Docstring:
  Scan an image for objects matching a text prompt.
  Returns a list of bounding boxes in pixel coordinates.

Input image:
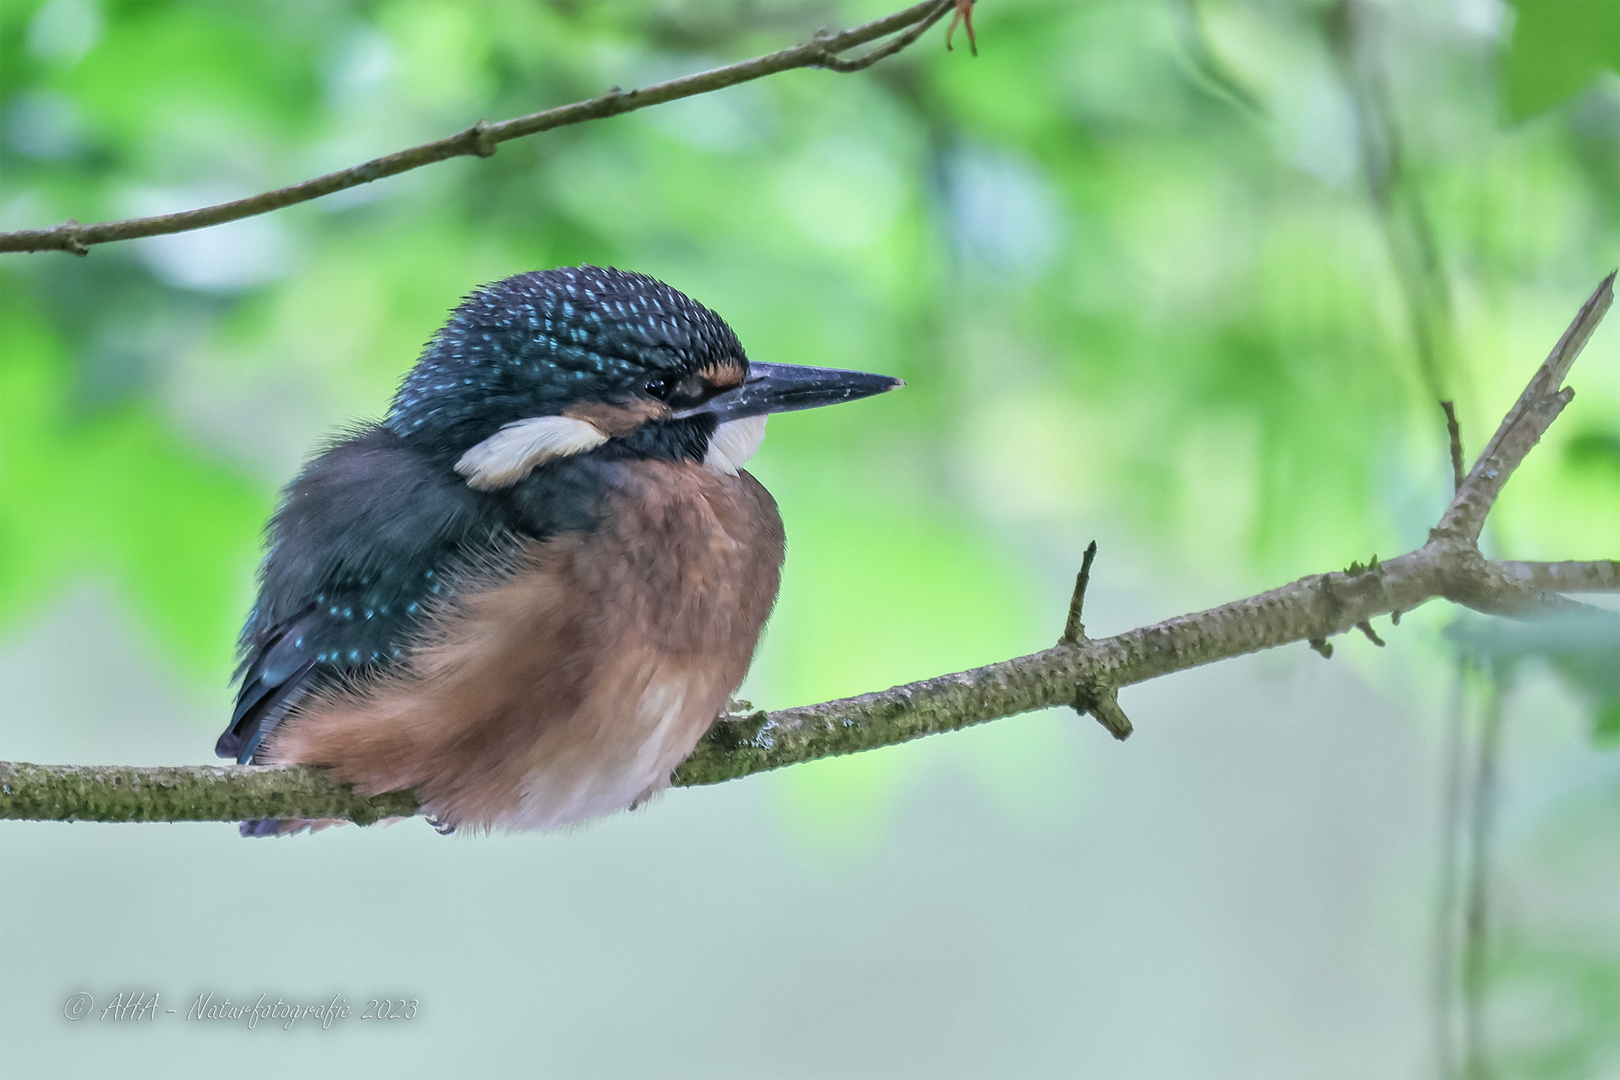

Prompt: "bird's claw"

[946,0,977,56]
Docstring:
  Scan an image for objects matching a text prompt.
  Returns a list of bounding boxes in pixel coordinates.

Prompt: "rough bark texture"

[1,279,1613,824]
[0,761,418,824]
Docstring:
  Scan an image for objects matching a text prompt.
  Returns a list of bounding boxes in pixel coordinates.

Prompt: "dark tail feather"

[221,664,316,764]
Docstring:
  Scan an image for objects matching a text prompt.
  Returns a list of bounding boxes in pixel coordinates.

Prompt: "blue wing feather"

[221,422,614,831]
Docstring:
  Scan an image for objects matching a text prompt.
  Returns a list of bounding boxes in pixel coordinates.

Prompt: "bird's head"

[385,266,900,490]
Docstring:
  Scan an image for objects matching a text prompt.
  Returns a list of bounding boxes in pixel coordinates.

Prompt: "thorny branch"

[0,0,955,256]
[2,276,1615,825]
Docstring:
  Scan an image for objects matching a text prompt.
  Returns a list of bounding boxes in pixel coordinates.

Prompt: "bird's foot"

[947,0,977,56]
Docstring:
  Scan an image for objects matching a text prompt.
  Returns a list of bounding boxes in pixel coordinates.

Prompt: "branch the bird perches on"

[3,275,1615,825]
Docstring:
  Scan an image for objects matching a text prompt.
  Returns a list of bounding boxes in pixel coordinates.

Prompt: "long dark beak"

[673,362,902,422]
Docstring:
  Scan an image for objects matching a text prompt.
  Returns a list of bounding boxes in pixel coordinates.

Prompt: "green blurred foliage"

[1503,0,1620,121]
[1495,938,1620,1078]
[1449,611,1620,744]
[1486,770,1620,1080]
[0,291,267,674]
[1,2,1617,1070]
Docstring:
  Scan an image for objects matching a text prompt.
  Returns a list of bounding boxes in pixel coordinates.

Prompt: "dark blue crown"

[386,266,745,452]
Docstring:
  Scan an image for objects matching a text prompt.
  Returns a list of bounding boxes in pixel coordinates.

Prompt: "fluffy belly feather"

[501,670,713,830]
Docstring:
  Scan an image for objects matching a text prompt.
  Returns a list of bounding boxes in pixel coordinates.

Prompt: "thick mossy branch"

[0,761,418,825]
[2,276,1615,825]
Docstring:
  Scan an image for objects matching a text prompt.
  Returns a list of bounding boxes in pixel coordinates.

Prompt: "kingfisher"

[215,266,899,835]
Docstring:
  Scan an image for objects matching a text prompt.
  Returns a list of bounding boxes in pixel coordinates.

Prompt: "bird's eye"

[646,374,709,408]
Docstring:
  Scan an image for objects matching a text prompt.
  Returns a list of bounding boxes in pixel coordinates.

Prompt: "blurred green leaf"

[1503,0,1620,122]
[1495,941,1620,1078]
[0,285,268,678]
[1446,610,1620,745]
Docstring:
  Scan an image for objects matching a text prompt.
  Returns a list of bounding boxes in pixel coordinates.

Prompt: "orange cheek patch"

[564,398,668,436]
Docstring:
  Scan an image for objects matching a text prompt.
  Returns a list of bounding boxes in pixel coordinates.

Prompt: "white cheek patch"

[455,415,609,491]
[704,415,768,476]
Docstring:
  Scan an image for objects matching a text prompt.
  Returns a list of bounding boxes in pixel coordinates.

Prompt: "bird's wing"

[218,425,498,765]
[217,605,319,762]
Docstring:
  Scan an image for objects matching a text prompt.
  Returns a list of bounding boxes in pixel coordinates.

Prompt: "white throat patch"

[455,415,609,491]
[704,415,768,476]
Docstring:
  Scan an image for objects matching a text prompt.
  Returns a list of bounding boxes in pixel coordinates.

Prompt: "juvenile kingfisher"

[216,266,899,835]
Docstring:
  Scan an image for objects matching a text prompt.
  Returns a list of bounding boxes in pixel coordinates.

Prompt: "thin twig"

[1435,272,1614,544]
[1061,540,1100,645]
[1057,542,1130,739]
[813,0,953,72]
[1442,400,1466,492]
[0,0,953,256]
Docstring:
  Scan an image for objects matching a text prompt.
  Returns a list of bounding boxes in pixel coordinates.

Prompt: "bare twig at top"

[1441,400,1465,492]
[0,0,955,257]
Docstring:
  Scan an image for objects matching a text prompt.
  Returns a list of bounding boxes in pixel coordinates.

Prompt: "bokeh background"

[1,1,1616,1077]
